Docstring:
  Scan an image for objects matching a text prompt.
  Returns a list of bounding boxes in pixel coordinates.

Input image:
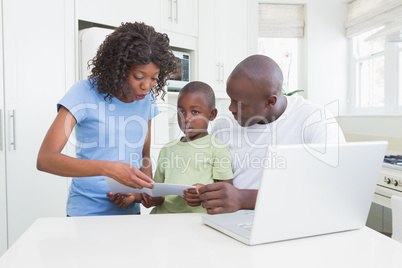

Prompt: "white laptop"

[201,141,388,245]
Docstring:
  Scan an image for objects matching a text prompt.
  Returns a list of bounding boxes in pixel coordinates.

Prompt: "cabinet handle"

[220,64,224,83]
[168,0,173,22]
[217,63,224,83]
[0,109,3,151]
[10,110,16,150]
[174,0,178,23]
[216,63,220,82]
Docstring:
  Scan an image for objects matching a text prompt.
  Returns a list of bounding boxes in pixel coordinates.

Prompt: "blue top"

[58,79,159,216]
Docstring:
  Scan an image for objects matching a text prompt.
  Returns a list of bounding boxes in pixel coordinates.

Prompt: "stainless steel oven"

[367,155,402,236]
[167,50,190,91]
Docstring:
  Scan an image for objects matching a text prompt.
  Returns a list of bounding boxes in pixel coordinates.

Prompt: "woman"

[37,22,177,216]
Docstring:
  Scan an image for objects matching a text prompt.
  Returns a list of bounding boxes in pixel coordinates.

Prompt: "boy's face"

[177,92,217,141]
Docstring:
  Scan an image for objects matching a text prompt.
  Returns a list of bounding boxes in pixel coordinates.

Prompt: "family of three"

[36,22,344,217]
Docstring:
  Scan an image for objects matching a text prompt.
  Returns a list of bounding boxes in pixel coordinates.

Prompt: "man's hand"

[198,182,257,214]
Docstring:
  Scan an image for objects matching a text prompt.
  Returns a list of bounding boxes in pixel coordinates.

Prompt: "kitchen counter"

[0,213,401,268]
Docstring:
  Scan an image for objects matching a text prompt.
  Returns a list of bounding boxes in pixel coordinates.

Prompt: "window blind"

[345,0,402,38]
[258,4,305,38]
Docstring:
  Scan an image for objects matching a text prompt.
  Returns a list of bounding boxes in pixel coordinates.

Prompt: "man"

[198,54,345,214]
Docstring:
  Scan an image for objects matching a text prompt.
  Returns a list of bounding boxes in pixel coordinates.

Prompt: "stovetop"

[380,155,402,192]
[384,155,402,166]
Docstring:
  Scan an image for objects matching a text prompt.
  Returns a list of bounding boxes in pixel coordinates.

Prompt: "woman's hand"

[103,162,154,189]
[107,192,134,208]
[107,193,143,208]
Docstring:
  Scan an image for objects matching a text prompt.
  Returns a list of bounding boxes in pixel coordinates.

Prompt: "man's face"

[226,76,268,127]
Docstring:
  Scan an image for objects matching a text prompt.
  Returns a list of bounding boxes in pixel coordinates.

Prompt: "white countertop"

[0,213,401,268]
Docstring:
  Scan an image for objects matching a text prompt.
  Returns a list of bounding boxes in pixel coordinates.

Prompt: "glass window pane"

[353,28,385,58]
[372,56,385,107]
[258,38,299,94]
[399,50,402,106]
[355,55,384,108]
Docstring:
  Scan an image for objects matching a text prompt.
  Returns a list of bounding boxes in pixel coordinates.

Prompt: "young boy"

[143,81,233,213]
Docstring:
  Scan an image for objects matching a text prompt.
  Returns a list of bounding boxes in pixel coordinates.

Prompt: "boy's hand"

[141,193,165,208]
[183,183,204,207]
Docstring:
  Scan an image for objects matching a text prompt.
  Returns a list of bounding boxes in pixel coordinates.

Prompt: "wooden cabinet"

[161,0,198,37]
[198,0,248,98]
[0,0,74,254]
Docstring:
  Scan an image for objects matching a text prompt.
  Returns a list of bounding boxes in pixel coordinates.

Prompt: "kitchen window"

[258,38,299,94]
[258,3,304,95]
[345,0,402,115]
[399,43,402,107]
[350,30,401,114]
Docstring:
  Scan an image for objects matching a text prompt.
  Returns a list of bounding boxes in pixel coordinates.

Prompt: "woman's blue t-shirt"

[58,79,159,216]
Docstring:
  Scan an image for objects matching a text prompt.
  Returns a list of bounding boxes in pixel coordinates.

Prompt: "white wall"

[304,0,349,114]
[248,0,349,115]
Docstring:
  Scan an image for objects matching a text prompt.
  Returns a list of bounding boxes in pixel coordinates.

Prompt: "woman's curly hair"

[88,22,178,102]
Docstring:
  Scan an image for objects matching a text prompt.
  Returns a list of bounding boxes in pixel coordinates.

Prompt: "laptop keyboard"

[237,222,253,231]
[237,211,255,231]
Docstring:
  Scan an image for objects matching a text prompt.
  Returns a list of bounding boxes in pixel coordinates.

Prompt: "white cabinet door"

[198,0,218,91]
[161,0,198,36]
[217,0,248,94]
[76,0,161,29]
[150,96,171,168]
[79,27,114,80]
[198,0,248,98]
[0,2,6,256]
[2,0,72,247]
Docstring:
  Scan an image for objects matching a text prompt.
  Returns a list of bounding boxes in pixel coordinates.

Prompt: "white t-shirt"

[211,95,346,189]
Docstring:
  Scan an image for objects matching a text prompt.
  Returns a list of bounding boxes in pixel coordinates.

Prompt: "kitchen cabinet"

[161,0,198,37]
[75,0,198,50]
[0,2,6,256]
[150,96,171,171]
[76,0,161,29]
[198,0,248,98]
[0,0,74,254]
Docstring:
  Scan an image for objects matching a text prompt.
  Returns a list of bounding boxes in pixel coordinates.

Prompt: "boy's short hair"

[178,81,215,109]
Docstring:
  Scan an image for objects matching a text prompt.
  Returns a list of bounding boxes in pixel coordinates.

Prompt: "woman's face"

[120,62,160,103]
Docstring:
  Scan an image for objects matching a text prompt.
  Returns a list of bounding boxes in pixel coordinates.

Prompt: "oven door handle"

[375,189,393,199]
